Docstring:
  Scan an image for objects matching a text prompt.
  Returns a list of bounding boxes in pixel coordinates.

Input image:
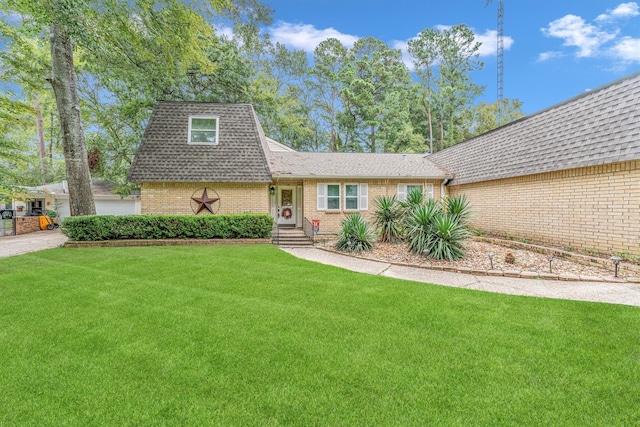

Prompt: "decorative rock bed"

[321,237,640,283]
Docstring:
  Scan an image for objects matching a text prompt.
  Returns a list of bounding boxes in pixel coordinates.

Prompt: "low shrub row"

[60,214,273,241]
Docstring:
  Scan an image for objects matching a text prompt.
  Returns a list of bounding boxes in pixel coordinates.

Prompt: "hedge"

[60,214,274,241]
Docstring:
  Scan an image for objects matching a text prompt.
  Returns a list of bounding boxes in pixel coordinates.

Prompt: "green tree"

[408,24,484,152]
[339,37,413,152]
[463,98,525,138]
[309,38,348,152]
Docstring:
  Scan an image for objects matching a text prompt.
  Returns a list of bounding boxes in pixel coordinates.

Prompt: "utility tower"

[486,0,504,126]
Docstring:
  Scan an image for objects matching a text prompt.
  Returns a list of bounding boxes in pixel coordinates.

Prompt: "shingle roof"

[128,102,272,182]
[269,152,451,179]
[429,72,640,185]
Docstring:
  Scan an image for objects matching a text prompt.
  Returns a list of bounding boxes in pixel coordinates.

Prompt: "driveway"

[0,229,68,259]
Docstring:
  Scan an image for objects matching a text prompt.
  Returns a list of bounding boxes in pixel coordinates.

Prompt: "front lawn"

[0,245,638,425]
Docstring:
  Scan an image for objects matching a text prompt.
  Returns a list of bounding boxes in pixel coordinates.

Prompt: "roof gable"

[429,72,640,185]
[128,102,272,183]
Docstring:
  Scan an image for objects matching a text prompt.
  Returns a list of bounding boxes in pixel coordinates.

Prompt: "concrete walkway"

[2,231,639,307]
[281,247,640,307]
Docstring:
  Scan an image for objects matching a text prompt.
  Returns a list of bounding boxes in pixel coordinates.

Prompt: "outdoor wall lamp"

[269,186,275,196]
[547,254,554,273]
[610,256,622,278]
[487,252,495,270]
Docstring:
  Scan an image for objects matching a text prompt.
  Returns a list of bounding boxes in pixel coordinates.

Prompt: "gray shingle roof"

[429,72,640,185]
[128,102,272,182]
[269,152,451,179]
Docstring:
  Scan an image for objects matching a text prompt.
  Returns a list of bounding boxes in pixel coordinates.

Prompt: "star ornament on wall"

[190,188,220,214]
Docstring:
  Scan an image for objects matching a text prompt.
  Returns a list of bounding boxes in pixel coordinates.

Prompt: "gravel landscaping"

[326,238,637,280]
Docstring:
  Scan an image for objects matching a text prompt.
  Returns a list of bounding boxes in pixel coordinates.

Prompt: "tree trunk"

[33,92,47,183]
[49,23,96,216]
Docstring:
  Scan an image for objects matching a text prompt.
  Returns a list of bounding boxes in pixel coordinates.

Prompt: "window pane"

[191,131,217,143]
[191,118,216,130]
[346,198,358,209]
[407,185,423,193]
[345,184,358,197]
[328,185,340,197]
[328,197,340,209]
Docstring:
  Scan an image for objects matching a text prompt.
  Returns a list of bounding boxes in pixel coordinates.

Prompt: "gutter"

[440,178,451,199]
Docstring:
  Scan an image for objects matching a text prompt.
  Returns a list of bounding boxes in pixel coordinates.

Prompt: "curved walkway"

[281,247,640,307]
[1,231,639,307]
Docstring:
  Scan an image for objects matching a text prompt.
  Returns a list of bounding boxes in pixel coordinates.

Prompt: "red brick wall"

[16,216,41,235]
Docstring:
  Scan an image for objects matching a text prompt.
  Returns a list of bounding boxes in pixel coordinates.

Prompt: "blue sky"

[259,0,640,114]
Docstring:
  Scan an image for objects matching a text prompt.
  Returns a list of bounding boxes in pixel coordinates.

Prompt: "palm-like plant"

[405,201,442,255]
[373,195,402,243]
[444,195,472,226]
[335,213,375,253]
[429,214,470,261]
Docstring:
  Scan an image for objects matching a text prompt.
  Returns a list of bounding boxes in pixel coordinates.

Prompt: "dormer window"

[189,116,219,144]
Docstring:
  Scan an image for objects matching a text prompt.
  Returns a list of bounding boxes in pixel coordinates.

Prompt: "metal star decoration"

[191,188,220,214]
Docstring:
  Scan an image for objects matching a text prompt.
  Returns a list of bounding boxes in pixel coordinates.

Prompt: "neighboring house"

[129,72,640,256]
[16,179,141,220]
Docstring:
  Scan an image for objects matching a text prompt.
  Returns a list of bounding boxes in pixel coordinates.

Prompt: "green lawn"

[0,245,638,425]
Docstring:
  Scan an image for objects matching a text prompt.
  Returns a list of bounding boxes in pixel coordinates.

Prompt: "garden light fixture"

[611,256,622,278]
[547,254,554,273]
[487,252,495,270]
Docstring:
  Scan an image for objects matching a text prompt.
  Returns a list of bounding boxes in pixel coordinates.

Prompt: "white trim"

[359,183,368,210]
[344,183,368,211]
[317,183,341,211]
[188,115,219,145]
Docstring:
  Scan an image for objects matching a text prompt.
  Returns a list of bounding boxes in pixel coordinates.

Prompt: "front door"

[278,186,296,226]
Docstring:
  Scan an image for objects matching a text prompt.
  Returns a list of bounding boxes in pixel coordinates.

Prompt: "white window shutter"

[317,183,326,210]
[427,183,434,199]
[398,184,407,202]
[359,183,368,210]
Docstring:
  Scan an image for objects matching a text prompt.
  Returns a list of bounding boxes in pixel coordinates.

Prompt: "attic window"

[189,116,219,144]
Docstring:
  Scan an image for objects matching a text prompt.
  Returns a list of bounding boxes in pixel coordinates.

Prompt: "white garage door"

[95,199,136,216]
[56,199,136,220]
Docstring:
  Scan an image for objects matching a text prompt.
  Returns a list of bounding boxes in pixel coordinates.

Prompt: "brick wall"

[16,216,40,235]
[448,160,640,257]
[302,179,444,234]
[141,182,270,215]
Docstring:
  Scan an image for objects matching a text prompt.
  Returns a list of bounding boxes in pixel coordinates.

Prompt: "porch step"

[272,229,313,246]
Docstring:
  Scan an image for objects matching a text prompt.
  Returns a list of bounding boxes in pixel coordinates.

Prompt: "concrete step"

[272,230,313,246]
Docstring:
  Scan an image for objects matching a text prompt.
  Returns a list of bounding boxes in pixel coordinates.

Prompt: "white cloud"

[541,4,640,65]
[474,29,514,57]
[610,36,640,61]
[596,2,640,21]
[268,22,358,52]
[537,51,564,62]
[541,14,618,57]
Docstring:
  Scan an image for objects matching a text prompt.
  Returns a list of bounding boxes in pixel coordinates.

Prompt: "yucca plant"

[444,195,472,226]
[335,213,375,253]
[373,195,402,243]
[429,214,470,261]
[405,201,442,255]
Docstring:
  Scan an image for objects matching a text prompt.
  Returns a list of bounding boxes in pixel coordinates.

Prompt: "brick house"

[129,72,640,256]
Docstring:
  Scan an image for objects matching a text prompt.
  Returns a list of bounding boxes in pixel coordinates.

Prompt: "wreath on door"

[281,208,292,219]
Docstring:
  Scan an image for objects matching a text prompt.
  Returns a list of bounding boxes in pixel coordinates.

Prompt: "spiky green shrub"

[335,213,375,253]
[405,202,442,256]
[373,195,402,243]
[399,187,425,211]
[444,195,472,226]
[429,214,470,261]
[405,198,471,261]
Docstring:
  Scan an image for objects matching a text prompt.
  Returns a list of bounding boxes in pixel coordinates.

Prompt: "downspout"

[440,178,450,200]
